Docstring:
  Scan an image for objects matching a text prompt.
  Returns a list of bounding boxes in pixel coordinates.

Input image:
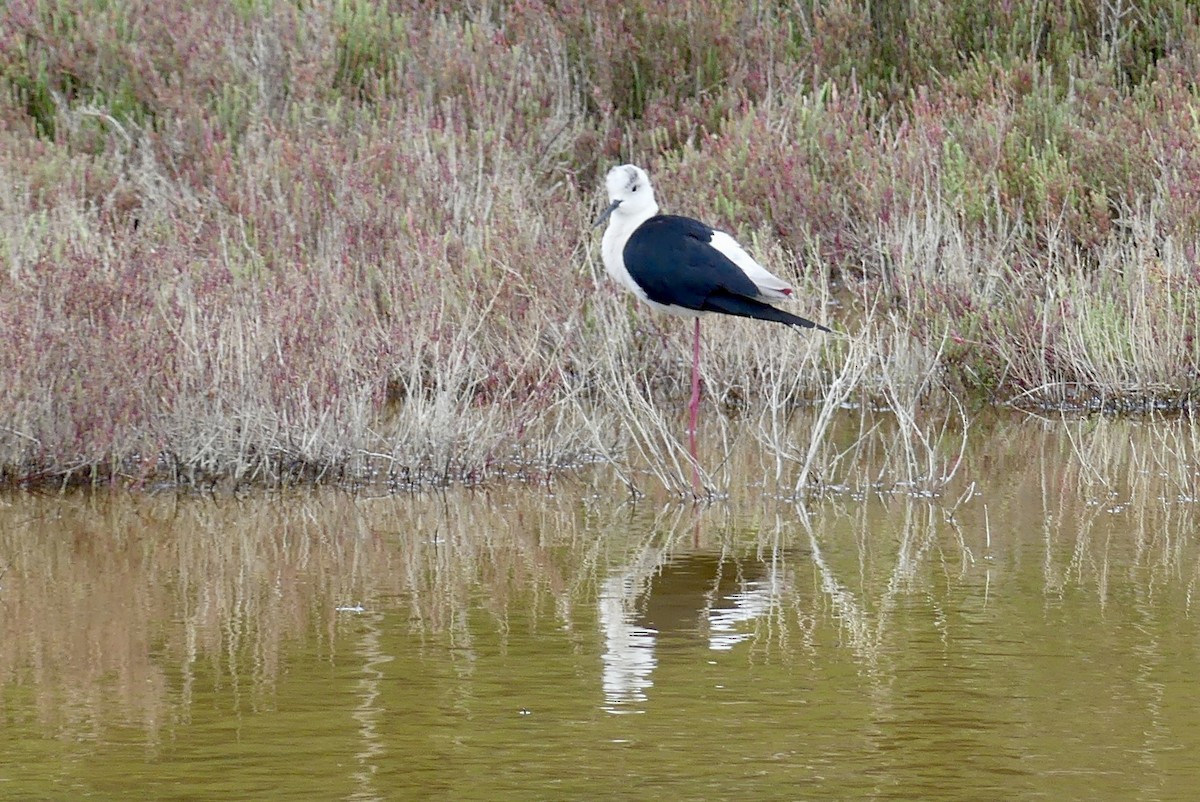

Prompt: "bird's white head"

[593,164,659,228]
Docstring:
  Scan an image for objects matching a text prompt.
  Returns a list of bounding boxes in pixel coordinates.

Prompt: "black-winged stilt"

[594,164,831,475]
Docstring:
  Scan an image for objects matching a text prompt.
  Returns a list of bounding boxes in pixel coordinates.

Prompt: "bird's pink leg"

[688,317,702,493]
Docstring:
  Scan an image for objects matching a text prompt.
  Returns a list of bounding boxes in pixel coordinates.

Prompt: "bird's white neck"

[600,200,658,299]
[609,200,659,240]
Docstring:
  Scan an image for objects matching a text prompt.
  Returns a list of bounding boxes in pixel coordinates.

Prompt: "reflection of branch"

[795,505,878,667]
[349,611,388,802]
[797,499,947,674]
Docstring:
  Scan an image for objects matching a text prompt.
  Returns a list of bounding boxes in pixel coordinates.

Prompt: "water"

[2,416,1199,800]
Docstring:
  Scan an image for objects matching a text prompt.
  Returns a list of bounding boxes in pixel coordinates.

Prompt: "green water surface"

[2,419,1199,800]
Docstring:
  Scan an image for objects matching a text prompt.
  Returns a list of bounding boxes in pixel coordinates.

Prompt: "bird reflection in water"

[598,549,789,713]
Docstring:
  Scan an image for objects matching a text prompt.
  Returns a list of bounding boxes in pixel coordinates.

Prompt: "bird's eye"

[631,185,639,192]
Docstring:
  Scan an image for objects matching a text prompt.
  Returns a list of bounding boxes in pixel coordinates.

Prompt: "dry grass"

[1,0,1198,492]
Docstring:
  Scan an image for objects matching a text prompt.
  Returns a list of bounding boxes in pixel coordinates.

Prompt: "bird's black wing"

[701,292,831,331]
[622,215,760,309]
[623,215,830,330]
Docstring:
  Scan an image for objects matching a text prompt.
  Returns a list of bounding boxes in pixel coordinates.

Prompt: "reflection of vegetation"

[2,419,1198,744]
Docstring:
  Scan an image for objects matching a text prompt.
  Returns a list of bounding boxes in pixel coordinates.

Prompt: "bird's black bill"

[593,199,621,228]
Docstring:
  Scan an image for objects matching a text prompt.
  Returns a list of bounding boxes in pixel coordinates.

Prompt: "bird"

[593,164,831,475]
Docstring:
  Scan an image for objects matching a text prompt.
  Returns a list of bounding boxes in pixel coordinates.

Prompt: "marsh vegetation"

[2,1,1198,493]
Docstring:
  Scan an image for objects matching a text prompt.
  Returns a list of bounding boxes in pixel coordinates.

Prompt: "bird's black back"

[623,215,758,308]
[622,215,828,331]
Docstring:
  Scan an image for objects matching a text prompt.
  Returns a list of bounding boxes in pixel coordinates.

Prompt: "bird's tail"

[702,293,832,333]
